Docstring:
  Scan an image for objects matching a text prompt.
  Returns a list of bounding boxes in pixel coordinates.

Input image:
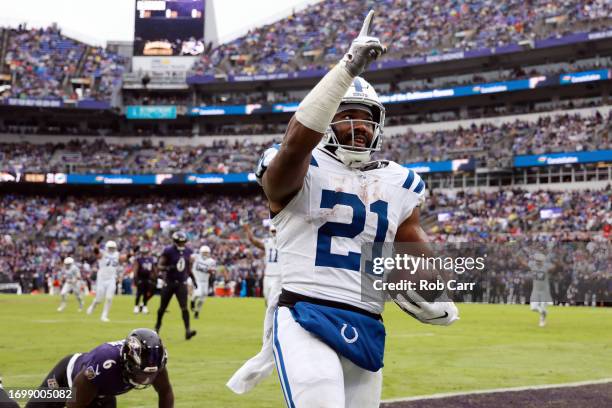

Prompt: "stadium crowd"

[427,188,612,242]
[4,25,85,100]
[1,112,610,174]
[2,0,611,102]
[448,242,611,306]
[2,24,126,102]
[1,186,610,302]
[191,0,612,77]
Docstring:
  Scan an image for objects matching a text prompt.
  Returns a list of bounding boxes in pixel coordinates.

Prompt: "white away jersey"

[272,147,426,314]
[62,264,81,283]
[192,255,216,282]
[530,259,553,295]
[263,237,280,277]
[98,250,120,281]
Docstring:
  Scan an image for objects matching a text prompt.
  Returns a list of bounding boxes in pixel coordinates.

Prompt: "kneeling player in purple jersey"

[25,329,173,408]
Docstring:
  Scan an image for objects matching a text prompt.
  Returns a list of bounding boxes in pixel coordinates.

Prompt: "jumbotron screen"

[134,0,205,56]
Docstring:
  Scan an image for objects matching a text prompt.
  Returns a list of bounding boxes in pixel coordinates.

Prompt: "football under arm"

[393,208,459,326]
[66,370,97,408]
[153,367,174,408]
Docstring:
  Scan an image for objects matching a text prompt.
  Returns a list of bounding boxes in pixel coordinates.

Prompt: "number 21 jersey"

[272,147,425,314]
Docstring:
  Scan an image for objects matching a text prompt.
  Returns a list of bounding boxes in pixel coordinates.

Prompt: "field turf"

[1,295,611,407]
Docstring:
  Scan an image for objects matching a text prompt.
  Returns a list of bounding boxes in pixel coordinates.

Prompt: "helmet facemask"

[320,77,385,168]
[323,117,383,168]
[121,336,168,389]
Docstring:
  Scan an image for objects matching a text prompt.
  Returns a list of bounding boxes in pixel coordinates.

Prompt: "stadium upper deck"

[191,0,612,78]
[1,108,610,174]
[1,0,611,104]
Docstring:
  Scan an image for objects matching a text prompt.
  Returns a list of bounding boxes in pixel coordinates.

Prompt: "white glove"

[394,292,459,326]
[156,278,165,289]
[341,10,387,77]
[254,147,279,185]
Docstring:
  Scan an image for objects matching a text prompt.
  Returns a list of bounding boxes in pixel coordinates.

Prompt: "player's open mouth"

[353,135,367,148]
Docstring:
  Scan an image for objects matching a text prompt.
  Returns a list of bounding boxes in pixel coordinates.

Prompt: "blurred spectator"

[3,112,610,173]
[192,0,612,77]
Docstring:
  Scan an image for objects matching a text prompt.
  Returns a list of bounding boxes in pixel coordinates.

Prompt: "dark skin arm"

[188,255,197,289]
[133,260,140,282]
[394,208,431,253]
[262,117,323,213]
[152,367,174,408]
[157,255,168,280]
[93,246,102,260]
[243,224,265,250]
[66,370,97,408]
[394,208,450,286]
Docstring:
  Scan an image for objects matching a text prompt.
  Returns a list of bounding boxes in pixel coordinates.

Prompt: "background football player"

[528,252,555,327]
[133,246,156,315]
[87,240,125,322]
[229,10,458,407]
[243,222,280,304]
[190,245,216,319]
[155,231,197,340]
[57,257,84,313]
[25,328,173,408]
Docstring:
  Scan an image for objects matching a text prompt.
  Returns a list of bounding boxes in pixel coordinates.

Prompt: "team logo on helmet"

[126,337,142,366]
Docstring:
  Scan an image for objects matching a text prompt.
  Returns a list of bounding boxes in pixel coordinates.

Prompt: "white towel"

[226,293,279,394]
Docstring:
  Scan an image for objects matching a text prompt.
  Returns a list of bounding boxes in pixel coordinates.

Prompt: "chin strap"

[335,147,372,168]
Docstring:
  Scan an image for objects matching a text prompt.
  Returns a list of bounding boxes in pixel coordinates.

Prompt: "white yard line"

[382,378,612,403]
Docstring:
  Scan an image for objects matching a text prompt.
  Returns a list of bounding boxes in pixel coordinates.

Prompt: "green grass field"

[1,295,611,407]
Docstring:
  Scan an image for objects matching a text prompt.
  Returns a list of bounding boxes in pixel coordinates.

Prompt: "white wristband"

[295,63,354,134]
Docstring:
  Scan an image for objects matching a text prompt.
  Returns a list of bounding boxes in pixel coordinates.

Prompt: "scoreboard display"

[134,0,205,56]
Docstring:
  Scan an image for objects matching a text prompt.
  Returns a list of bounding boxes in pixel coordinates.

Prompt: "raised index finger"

[358,10,375,37]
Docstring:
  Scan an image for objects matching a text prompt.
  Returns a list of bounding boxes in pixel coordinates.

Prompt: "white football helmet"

[321,77,385,167]
[64,257,74,266]
[105,240,118,252]
[199,245,211,256]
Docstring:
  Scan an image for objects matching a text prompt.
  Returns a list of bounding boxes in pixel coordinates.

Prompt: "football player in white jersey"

[243,223,281,305]
[528,252,555,327]
[87,240,125,322]
[190,245,216,319]
[231,11,459,407]
[57,257,84,312]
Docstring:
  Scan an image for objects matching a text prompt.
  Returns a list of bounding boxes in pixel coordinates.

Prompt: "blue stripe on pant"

[273,307,295,407]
